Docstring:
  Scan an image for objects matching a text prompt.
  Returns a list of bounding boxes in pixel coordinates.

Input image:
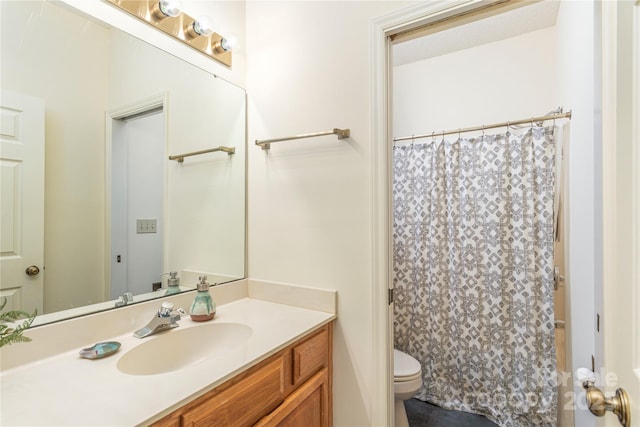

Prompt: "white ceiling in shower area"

[393,0,561,66]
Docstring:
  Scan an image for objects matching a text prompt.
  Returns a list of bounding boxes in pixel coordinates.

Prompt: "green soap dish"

[79,341,121,360]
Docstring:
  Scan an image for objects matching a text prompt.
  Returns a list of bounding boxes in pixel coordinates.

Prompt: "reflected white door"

[110,109,164,299]
[600,1,640,425]
[0,90,44,313]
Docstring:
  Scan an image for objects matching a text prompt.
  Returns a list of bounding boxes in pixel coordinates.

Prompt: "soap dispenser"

[190,276,215,322]
[165,271,181,296]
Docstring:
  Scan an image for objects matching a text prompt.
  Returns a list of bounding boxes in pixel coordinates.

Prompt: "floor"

[405,399,499,427]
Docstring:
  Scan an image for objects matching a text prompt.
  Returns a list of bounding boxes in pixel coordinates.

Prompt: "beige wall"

[245,2,413,425]
[1,1,109,313]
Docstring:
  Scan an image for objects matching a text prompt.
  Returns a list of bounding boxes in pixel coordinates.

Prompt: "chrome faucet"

[115,292,134,307]
[134,302,185,338]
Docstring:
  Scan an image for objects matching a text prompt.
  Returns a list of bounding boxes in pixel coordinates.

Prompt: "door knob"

[582,379,631,426]
[25,265,40,276]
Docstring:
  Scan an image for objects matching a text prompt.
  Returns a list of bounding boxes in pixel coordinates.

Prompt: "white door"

[600,0,639,426]
[0,90,45,314]
[109,110,164,299]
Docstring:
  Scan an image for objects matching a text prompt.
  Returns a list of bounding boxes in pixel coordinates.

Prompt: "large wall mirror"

[0,0,246,325]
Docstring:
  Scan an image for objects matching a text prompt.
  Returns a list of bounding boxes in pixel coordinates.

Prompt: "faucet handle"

[115,292,134,307]
[159,301,174,317]
[158,302,186,319]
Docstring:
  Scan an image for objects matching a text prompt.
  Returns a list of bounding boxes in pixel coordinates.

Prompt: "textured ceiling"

[393,1,561,67]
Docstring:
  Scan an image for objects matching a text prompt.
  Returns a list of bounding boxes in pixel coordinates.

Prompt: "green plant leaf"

[0,297,37,348]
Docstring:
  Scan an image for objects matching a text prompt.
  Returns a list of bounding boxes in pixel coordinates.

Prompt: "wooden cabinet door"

[291,328,328,387]
[255,368,329,427]
[180,356,288,427]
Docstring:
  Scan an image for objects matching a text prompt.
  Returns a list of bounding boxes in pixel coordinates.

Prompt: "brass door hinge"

[388,288,394,305]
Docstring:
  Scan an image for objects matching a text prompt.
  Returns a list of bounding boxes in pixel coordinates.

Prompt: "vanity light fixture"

[186,16,215,39]
[106,0,233,67]
[152,0,183,19]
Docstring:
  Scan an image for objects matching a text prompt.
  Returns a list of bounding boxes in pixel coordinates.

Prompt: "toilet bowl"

[394,349,422,427]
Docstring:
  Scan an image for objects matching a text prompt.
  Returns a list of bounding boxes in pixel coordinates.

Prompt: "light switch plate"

[136,219,157,234]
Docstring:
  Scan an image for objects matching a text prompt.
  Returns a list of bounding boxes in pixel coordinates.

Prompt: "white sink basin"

[117,322,253,375]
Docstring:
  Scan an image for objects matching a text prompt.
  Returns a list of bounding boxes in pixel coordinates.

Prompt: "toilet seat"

[394,349,421,381]
[395,370,422,383]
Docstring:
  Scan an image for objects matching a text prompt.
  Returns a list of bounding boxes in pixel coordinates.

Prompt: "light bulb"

[219,36,236,52]
[192,16,214,37]
[157,0,182,18]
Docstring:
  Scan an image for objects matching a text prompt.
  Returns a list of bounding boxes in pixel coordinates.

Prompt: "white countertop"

[0,297,335,426]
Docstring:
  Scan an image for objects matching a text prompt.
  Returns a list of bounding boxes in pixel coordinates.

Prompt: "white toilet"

[394,349,423,427]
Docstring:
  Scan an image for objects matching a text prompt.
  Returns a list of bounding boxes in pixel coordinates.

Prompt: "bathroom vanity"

[153,323,332,426]
[0,280,336,426]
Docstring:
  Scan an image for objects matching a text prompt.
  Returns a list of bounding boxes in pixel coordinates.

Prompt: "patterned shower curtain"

[393,126,557,427]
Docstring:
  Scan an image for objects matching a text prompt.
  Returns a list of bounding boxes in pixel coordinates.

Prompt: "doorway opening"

[373,1,599,426]
[106,95,168,302]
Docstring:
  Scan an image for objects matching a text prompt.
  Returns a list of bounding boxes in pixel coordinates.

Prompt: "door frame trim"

[370,2,506,424]
[105,92,169,300]
[601,0,640,394]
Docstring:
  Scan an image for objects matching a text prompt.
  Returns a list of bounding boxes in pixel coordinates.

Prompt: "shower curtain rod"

[393,110,572,143]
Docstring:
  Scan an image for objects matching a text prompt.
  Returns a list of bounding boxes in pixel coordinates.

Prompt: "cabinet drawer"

[180,355,288,427]
[292,327,328,387]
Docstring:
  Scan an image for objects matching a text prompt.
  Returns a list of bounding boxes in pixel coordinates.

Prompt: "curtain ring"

[441,130,445,140]
[458,128,461,140]
[431,131,435,143]
[530,117,534,128]
[482,124,485,137]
